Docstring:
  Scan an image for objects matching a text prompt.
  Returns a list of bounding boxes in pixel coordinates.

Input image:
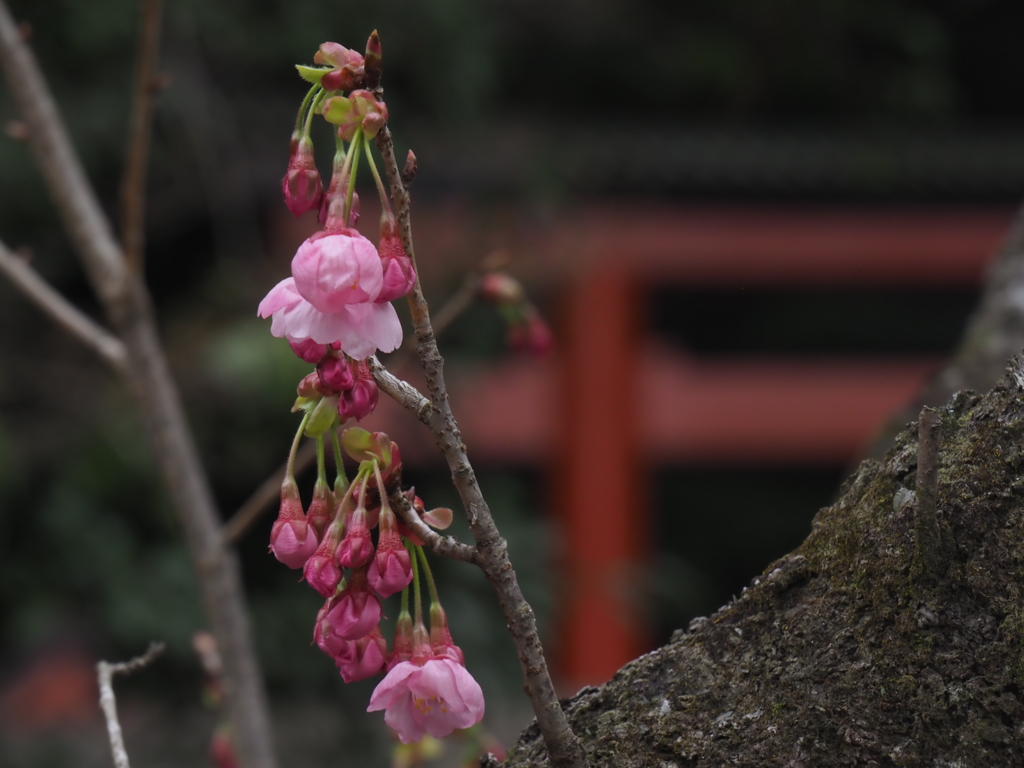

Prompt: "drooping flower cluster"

[260,33,416,421]
[268,422,482,743]
[261,35,485,746]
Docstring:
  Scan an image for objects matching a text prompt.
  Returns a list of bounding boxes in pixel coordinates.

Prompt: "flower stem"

[362,136,392,214]
[330,427,348,492]
[294,83,319,134]
[416,545,440,607]
[315,435,326,483]
[343,131,362,224]
[409,536,423,626]
[285,411,312,478]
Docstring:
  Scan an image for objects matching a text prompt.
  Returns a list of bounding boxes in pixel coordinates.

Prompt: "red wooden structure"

[286,204,1016,692]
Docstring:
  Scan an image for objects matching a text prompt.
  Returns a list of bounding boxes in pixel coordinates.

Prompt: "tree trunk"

[500,364,1024,766]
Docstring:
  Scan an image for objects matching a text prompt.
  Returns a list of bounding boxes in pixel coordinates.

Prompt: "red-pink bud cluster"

[479,271,554,357]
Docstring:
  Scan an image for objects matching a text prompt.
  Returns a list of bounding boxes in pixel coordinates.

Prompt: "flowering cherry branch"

[255,35,586,766]
[370,88,589,768]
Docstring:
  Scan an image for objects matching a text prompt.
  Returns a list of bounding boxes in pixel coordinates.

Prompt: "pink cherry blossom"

[375,213,415,302]
[303,516,345,597]
[338,502,374,569]
[335,628,388,683]
[291,229,382,312]
[269,478,318,568]
[321,569,382,641]
[367,508,412,598]
[282,136,324,217]
[257,277,402,359]
[367,658,485,743]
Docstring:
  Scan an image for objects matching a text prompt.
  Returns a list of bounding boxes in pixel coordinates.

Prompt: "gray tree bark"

[500,365,1024,766]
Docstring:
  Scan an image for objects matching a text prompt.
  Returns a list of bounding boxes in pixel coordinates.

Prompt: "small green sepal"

[296,64,330,85]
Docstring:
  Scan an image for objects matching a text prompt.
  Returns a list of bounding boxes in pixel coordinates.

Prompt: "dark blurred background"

[2,0,1024,766]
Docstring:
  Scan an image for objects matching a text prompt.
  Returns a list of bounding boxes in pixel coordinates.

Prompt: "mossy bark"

[500,365,1024,767]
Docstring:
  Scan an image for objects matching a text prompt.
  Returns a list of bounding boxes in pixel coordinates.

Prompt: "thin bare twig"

[120,0,165,273]
[0,7,276,768]
[375,123,589,768]
[223,439,317,545]
[97,642,165,768]
[0,238,128,372]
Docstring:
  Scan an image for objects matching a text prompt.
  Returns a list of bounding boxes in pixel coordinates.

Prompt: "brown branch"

[119,0,165,273]
[0,238,128,372]
[0,7,276,768]
[389,486,479,564]
[375,124,589,768]
[223,439,317,545]
[97,642,165,768]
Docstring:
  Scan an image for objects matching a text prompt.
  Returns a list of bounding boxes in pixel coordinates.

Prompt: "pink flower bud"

[314,42,366,91]
[322,567,382,640]
[335,626,387,683]
[338,360,378,422]
[303,515,345,597]
[289,338,328,364]
[367,508,412,598]
[316,353,355,392]
[364,31,382,90]
[479,272,524,304]
[376,212,416,302]
[296,371,327,399]
[269,478,318,569]
[306,477,334,540]
[508,310,554,357]
[338,499,374,569]
[282,136,324,217]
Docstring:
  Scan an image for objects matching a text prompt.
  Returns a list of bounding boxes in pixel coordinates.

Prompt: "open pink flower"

[367,658,485,743]
[291,229,382,312]
[258,277,402,359]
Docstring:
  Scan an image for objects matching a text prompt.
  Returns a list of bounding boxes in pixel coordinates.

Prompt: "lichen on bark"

[500,362,1024,767]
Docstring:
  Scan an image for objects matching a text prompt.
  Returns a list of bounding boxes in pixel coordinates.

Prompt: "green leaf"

[296,64,330,85]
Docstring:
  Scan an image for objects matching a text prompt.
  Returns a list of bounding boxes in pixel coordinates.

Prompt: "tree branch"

[0,7,276,768]
[0,238,128,372]
[375,124,589,768]
[97,642,165,768]
[119,0,164,273]
[388,485,479,564]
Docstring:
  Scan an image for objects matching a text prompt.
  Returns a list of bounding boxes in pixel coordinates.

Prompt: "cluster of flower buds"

[268,424,482,743]
[479,271,554,357]
[260,32,416,368]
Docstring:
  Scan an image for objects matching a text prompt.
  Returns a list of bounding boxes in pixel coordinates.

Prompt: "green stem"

[362,136,392,214]
[330,427,348,491]
[409,537,423,626]
[315,435,326,483]
[285,411,312,478]
[301,88,327,138]
[416,546,440,607]
[400,580,410,616]
[343,130,362,224]
[294,83,319,134]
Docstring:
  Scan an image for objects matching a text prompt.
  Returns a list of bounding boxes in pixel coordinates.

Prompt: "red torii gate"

[289,203,1015,692]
